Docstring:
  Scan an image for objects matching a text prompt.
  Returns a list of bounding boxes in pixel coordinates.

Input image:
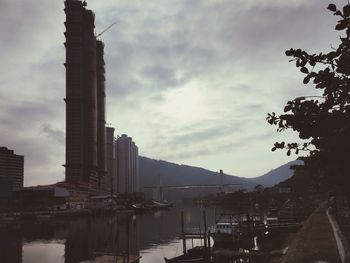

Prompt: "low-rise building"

[0,185,70,212]
[0,146,24,191]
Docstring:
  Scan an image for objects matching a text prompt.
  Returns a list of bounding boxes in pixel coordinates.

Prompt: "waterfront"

[0,201,216,263]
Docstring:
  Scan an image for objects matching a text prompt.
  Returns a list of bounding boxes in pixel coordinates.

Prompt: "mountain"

[139,156,257,200]
[248,160,303,187]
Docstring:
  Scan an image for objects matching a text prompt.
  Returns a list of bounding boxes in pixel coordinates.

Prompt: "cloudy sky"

[0,0,345,186]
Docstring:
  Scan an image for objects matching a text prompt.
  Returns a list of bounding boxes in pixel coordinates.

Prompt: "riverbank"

[281,202,342,263]
[0,200,175,228]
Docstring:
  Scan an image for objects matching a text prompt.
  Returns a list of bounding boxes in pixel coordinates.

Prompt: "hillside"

[248,160,303,187]
[139,156,257,199]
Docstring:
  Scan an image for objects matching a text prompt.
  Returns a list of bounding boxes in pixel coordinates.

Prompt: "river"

[0,201,217,263]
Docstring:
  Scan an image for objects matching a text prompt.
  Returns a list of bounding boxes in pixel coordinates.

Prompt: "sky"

[0,0,346,186]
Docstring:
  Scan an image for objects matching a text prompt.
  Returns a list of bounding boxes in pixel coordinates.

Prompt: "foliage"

[267,3,350,192]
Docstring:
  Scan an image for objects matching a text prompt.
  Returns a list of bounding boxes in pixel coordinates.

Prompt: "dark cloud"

[141,65,183,87]
[0,99,59,130]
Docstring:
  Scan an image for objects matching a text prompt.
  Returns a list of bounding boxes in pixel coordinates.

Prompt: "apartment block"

[0,147,24,191]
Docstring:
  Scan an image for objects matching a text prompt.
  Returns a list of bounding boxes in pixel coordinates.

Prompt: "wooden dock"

[180,210,211,254]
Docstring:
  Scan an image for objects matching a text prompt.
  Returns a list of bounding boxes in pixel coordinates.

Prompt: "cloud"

[0,0,346,185]
[40,123,64,145]
[0,96,64,186]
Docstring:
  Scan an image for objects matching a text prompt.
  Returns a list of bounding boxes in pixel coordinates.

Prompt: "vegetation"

[267,3,350,194]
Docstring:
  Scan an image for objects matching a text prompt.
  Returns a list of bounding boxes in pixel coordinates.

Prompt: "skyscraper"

[64,0,105,194]
[96,40,107,193]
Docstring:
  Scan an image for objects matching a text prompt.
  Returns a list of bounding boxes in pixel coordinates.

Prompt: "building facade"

[0,147,24,191]
[96,40,107,193]
[106,127,117,195]
[116,135,139,193]
[64,0,106,195]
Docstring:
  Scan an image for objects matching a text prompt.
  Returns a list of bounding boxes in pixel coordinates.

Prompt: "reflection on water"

[0,201,215,263]
[23,242,65,263]
[140,238,204,263]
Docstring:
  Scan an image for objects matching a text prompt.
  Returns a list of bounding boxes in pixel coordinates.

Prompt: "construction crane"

[95,22,117,38]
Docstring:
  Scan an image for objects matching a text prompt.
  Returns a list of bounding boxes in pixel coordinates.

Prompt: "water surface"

[0,201,216,263]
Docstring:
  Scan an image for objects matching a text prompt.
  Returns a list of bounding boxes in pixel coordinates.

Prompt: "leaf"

[327,3,337,12]
[287,149,291,156]
[303,75,310,84]
[295,149,299,155]
[285,49,293,56]
[300,59,307,67]
[326,51,337,60]
[335,20,347,30]
[272,147,276,152]
[300,67,309,73]
[284,105,291,112]
[343,5,350,17]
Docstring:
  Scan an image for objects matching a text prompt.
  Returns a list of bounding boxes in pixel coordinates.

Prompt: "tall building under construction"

[96,40,107,193]
[64,0,106,194]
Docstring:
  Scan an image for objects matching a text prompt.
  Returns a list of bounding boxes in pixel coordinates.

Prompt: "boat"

[210,221,240,244]
[210,216,257,249]
[131,202,148,212]
[265,216,278,225]
[131,200,173,211]
[164,254,205,263]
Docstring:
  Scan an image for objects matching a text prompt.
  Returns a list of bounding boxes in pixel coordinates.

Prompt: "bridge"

[143,170,241,201]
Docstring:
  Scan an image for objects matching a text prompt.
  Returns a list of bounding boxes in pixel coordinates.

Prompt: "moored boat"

[210,221,240,244]
[131,200,173,211]
[164,254,205,263]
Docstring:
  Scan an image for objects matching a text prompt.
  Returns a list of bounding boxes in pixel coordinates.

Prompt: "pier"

[180,210,211,254]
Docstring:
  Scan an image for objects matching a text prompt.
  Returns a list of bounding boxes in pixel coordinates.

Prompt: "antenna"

[95,22,117,38]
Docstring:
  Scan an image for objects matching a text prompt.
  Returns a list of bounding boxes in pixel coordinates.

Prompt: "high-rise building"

[134,144,139,192]
[0,147,24,191]
[116,135,139,193]
[64,0,106,194]
[106,127,117,195]
[96,40,107,193]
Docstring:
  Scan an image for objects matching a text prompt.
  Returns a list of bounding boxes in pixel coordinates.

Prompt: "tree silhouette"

[267,3,350,192]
